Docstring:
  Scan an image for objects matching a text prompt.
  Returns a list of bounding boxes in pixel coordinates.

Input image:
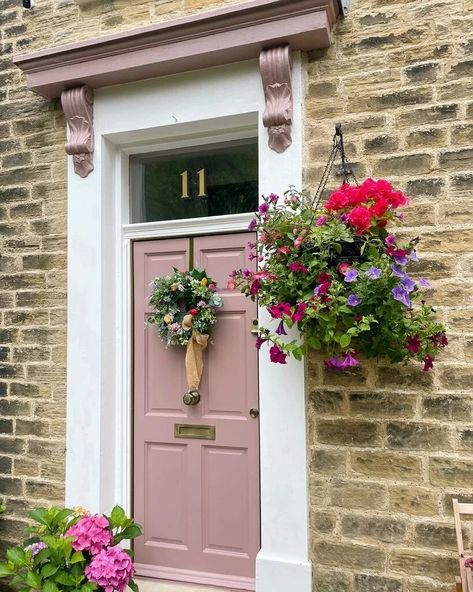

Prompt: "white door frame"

[65,59,311,592]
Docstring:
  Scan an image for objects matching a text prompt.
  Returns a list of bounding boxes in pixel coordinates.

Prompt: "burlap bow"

[185,331,209,392]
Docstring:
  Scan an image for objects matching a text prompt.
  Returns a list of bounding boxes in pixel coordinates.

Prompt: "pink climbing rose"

[85,546,134,592]
[66,514,112,555]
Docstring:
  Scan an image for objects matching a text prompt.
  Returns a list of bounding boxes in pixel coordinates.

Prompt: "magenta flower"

[423,355,434,372]
[255,336,266,350]
[392,286,412,308]
[324,352,359,370]
[248,219,257,231]
[259,203,269,214]
[385,234,396,245]
[269,345,287,364]
[268,302,292,318]
[406,335,421,353]
[292,302,307,323]
[66,514,112,556]
[268,193,279,203]
[347,294,362,307]
[275,320,287,336]
[316,216,327,226]
[85,546,134,592]
[250,279,261,295]
[288,262,308,273]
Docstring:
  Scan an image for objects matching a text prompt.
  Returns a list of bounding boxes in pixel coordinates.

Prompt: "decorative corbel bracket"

[259,45,293,154]
[61,85,94,178]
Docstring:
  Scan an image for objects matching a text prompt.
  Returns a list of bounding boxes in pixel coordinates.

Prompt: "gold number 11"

[180,169,207,199]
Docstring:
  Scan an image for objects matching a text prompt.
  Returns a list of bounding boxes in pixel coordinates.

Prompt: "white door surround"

[65,59,311,592]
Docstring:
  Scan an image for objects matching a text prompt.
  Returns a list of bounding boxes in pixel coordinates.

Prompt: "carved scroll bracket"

[61,85,94,178]
[259,45,293,154]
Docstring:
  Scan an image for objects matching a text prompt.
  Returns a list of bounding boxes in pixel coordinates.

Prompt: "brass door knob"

[249,408,259,419]
[183,391,200,406]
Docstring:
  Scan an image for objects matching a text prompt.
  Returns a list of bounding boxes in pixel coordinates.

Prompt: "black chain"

[310,123,358,213]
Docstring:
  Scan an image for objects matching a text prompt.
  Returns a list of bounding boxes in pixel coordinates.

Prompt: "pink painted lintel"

[13,0,342,99]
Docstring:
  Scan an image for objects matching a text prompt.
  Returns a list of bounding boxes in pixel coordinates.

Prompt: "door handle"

[250,320,259,335]
[183,391,200,406]
[249,408,259,419]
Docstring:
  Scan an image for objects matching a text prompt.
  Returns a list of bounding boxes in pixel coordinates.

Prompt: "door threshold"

[135,576,240,592]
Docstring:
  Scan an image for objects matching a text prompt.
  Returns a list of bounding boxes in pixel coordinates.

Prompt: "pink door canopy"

[133,233,260,591]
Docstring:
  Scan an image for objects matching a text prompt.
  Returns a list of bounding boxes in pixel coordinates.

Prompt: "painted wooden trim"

[14,0,341,99]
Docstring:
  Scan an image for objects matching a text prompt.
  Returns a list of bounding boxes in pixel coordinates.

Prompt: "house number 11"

[180,169,207,198]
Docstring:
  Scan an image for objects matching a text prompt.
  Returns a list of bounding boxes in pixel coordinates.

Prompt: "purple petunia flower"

[385,234,397,245]
[316,216,327,226]
[258,203,269,214]
[347,294,362,307]
[365,267,381,280]
[409,250,419,263]
[419,277,431,288]
[275,320,287,336]
[401,275,416,293]
[248,219,257,231]
[255,336,266,350]
[268,193,279,204]
[391,264,405,278]
[344,269,359,283]
[392,286,412,308]
[324,352,359,370]
[393,253,408,266]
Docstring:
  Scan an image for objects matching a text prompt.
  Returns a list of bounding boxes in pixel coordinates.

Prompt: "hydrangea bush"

[0,505,141,592]
[230,180,447,371]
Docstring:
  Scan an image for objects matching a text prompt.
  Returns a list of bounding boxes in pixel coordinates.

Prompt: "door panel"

[133,233,259,591]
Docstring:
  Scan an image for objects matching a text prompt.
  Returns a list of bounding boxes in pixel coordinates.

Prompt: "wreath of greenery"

[148,268,223,346]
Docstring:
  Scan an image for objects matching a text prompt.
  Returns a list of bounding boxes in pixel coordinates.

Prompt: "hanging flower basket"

[230,127,448,371]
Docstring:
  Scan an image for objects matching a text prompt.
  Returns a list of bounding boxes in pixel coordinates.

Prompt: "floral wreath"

[148,268,223,346]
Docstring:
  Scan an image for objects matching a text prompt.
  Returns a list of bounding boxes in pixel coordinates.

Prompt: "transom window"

[130,138,258,223]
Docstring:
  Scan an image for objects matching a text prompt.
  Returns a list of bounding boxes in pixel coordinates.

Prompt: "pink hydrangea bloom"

[66,514,112,555]
[85,546,134,592]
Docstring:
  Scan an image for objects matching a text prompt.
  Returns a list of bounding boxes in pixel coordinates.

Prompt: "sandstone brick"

[313,540,386,571]
[386,422,452,450]
[403,62,441,83]
[373,154,434,177]
[348,392,416,417]
[430,457,473,487]
[24,479,64,500]
[351,451,422,482]
[311,449,347,475]
[313,569,351,592]
[340,514,407,544]
[309,390,346,414]
[438,366,473,391]
[354,574,402,592]
[329,480,387,511]
[415,229,473,253]
[414,521,457,551]
[389,549,457,582]
[312,511,336,534]
[439,148,473,172]
[405,178,445,198]
[375,365,433,389]
[422,395,472,421]
[397,104,458,126]
[406,128,448,149]
[389,486,439,517]
[364,135,399,154]
[316,419,381,447]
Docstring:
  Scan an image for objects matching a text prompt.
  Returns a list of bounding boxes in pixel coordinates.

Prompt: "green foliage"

[0,506,142,592]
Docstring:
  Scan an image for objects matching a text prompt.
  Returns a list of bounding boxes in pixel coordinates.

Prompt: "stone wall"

[305,1,473,590]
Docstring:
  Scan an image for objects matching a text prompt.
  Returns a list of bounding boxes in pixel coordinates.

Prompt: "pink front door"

[133,233,260,591]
